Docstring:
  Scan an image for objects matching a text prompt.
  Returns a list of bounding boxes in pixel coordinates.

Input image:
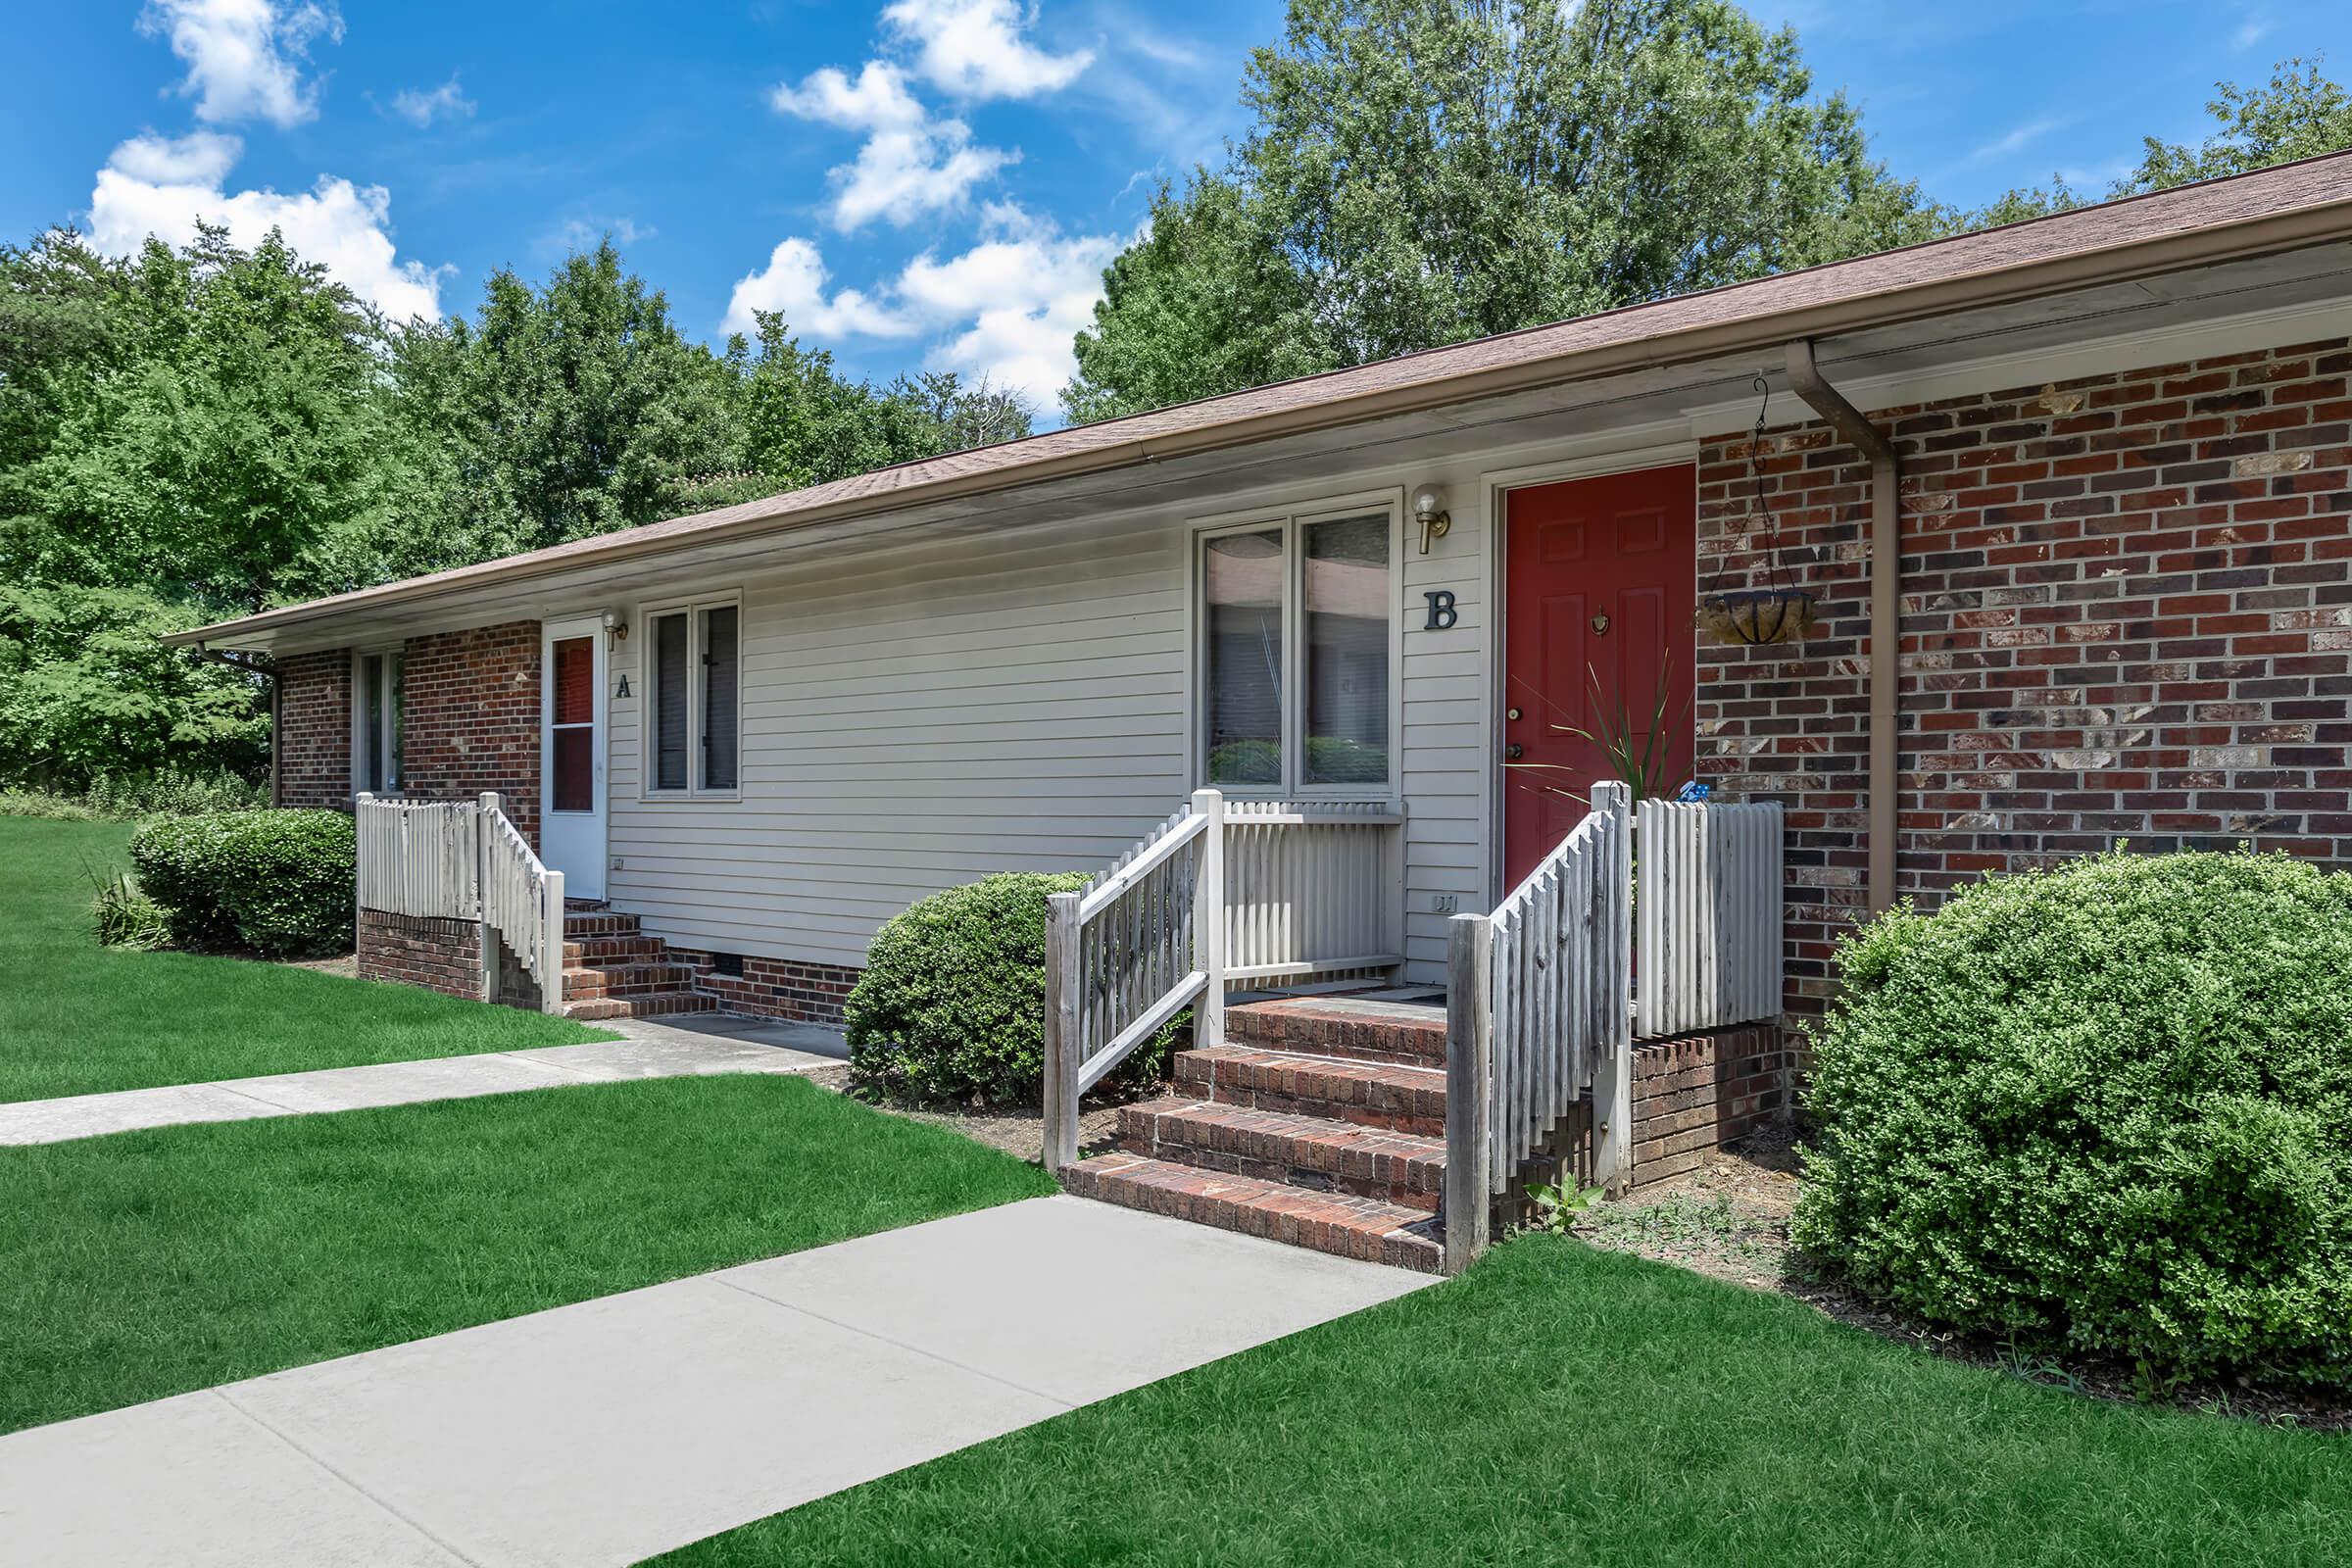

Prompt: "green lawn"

[654,1239,2352,1568]
[1,1071,1054,1434]
[0,814,607,1102]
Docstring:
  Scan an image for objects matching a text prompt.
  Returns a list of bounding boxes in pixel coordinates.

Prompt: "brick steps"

[1117,1098,1445,1211]
[555,906,710,1019]
[1065,993,1453,1272]
[1060,1153,1443,1272]
[1173,1045,1447,1137]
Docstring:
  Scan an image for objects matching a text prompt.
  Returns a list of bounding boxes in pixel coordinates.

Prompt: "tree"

[1964,58,2352,227]
[1064,0,1936,419]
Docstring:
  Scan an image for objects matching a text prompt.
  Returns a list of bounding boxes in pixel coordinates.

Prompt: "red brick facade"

[357,909,542,1008]
[1696,336,2352,1017]
[673,951,861,1026]
[274,649,351,807]
[1629,1024,1790,1185]
[397,620,543,849]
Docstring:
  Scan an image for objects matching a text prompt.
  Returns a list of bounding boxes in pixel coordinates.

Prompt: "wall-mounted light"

[602,610,628,644]
[1413,488,1452,555]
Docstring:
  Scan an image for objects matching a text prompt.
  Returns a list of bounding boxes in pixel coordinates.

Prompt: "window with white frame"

[1199,502,1396,793]
[351,649,403,796]
[645,595,741,795]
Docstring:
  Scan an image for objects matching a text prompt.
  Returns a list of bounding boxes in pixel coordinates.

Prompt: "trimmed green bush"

[1792,849,2352,1392]
[128,809,356,957]
[847,872,1179,1105]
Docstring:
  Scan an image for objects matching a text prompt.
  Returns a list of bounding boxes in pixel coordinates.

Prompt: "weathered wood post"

[1190,788,1224,1049]
[1591,781,1636,1197]
[1042,889,1083,1173]
[476,791,501,1004]
[1444,910,1494,1274]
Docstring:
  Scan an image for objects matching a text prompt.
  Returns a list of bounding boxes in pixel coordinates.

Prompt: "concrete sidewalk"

[0,1195,1432,1568]
[0,1013,846,1147]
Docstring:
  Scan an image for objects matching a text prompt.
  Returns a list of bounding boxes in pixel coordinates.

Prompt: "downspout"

[1783,340,1900,915]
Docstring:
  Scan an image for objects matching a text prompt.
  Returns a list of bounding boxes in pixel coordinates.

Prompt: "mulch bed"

[1572,1125,2352,1434]
[801,1063,1136,1166]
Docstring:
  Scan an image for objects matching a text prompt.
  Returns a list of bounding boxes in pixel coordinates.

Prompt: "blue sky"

[5,1,2348,416]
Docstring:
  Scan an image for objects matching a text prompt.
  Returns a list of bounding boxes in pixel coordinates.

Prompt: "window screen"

[1303,514,1390,784]
[700,605,739,791]
[652,612,689,791]
[1203,529,1284,785]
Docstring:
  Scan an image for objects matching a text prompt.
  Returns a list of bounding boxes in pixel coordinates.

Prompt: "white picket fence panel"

[1634,799,1784,1039]
[356,792,564,1014]
[1043,791,1404,1170]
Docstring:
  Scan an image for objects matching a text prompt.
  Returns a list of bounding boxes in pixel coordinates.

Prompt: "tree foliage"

[1066,0,1939,419]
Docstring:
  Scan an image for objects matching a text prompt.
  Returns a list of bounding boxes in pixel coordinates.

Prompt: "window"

[645,595,741,796]
[549,635,596,813]
[352,650,404,796]
[1199,502,1396,793]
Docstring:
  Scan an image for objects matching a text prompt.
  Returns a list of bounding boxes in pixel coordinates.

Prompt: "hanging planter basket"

[1697,375,1820,649]
[1694,588,1817,647]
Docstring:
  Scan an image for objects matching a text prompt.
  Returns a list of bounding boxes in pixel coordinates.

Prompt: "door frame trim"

[1481,444,1699,908]
[540,615,609,903]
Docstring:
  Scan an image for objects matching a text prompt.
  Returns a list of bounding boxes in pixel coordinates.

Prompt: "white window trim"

[1186,489,1404,801]
[348,645,403,799]
[638,590,744,802]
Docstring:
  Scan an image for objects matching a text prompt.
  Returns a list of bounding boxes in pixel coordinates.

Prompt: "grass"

[653,1239,2352,1568]
[0,815,608,1102]
[0,1071,1055,1434]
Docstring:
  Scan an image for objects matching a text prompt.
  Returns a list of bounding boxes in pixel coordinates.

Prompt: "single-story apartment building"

[168,155,2352,1258]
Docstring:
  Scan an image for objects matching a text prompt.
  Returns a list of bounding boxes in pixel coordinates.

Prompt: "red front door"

[1501,464,1697,889]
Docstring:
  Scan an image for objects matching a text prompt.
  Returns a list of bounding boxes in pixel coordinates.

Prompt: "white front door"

[541,617,607,902]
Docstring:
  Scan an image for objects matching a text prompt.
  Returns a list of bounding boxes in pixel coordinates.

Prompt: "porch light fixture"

[1413,487,1451,554]
[1694,376,1818,647]
[602,610,628,644]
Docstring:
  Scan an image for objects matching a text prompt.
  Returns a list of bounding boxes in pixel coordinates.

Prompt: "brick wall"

[357,909,542,1008]
[1696,336,2352,1018]
[398,620,542,848]
[275,649,351,807]
[677,951,861,1025]
[1629,1024,1790,1185]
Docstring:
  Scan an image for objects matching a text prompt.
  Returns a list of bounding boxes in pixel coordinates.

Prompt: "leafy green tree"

[1065,0,1936,419]
[1965,58,2352,227]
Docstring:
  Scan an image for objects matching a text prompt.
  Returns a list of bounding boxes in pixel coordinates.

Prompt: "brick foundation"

[678,953,861,1025]
[1630,1023,1791,1186]
[275,649,351,807]
[1697,336,2352,1018]
[357,909,541,1009]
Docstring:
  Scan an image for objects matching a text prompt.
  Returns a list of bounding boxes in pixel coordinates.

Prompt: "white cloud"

[880,0,1092,99]
[2231,13,2273,51]
[87,132,447,321]
[389,74,474,127]
[770,62,1013,230]
[138,0,342,129]
[551,215,657,252]
[721,237,917,339]
[726,208,1116,408]
[1964,114,2071,165]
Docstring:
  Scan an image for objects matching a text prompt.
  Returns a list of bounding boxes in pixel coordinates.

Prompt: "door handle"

[1505,744,1525,760]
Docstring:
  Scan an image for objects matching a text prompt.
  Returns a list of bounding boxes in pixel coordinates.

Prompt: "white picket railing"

[355,791,565,1014]
[1445,782,1634,1271]
[1634,799,1784,1039]
[1043,789,1406,1171]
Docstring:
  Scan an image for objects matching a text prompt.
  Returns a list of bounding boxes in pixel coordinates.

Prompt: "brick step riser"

[1117,1117,1443,1212]
[561,963,703,993]
[564,994,716,1021]
[1176,1055,1446,1139]
[1223,1017,1446,1068]
[1062,1160,1441,1273]
[561,938,667,963]
[563,915,642,939]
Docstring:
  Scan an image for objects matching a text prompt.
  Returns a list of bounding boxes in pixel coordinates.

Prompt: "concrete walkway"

[0,1195,1432,1568]
[0,1013,847,1147]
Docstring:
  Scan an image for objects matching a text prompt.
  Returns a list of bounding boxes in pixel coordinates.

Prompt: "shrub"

[87,864,172,950]
[128,809,357,957]
[0,768,266,822]
[1791,848,2352,1392]
[846,872,1181,1105]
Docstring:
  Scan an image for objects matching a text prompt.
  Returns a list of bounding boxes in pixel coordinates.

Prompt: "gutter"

[164,169,2352,650]
[1783,340,1901,916]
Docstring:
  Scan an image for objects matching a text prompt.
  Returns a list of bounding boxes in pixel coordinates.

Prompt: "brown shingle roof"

[174,150,2352,647]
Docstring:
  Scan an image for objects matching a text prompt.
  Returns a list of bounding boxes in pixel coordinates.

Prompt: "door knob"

[1505,743,1525,760]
